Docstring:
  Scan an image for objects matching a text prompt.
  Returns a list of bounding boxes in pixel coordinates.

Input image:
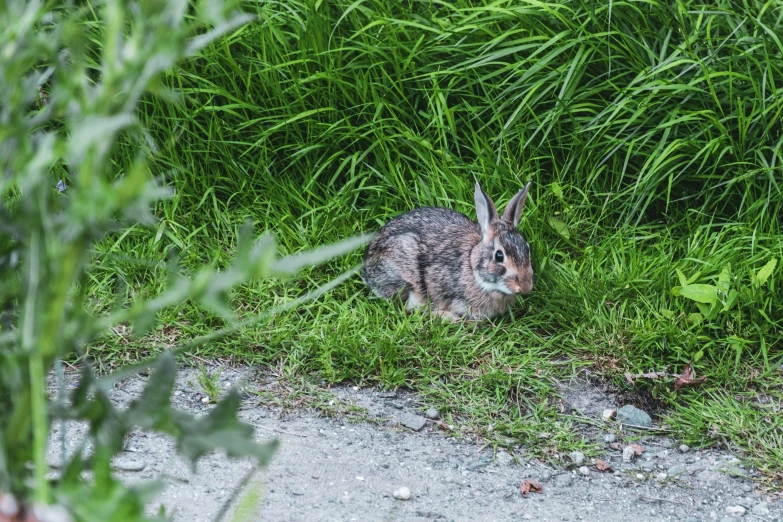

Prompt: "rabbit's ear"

[474,182,499,236]
[501,182,531,228]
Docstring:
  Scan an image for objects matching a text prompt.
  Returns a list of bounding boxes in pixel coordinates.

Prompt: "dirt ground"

[46,366,782,522]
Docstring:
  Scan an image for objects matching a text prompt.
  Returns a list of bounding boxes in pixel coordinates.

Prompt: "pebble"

[622,446,636,462]
[569,451,585,466]
[640,461,655,472]
[378,391,397,398]
[616,405,653,427]
[578,466,590,476]
[751,502,769,515]
[725,505,746,517]
[602,433,617,443]
[112,455,146,472]
[655,473,667,481]
[679,444,690,453]
[424,408,440,420]
[393,487,411,501]
[601,409,616,420]
[399,413,427,431]
[495,450,514,466]
[388,402,404,410]
[635,473,645,480]
[201,396,209,403]
[666,465,685,476]
[554,474,573,488]
[466,456,491,471]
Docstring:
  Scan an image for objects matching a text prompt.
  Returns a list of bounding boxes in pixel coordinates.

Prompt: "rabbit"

[362,182,533,321]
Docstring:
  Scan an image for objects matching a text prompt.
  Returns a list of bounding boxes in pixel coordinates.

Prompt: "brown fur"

[362,183,533,321]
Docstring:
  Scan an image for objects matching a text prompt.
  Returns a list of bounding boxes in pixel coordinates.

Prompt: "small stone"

[388,401,404,410]
[378,391,397,398]
[616,405,653,427]
[602,409,616,420]
[554,474,573,488]
[113,455,146,472]
[622,446,636,463]
[399,413,427,431]
[393,487,411,501]
[655,473,668,481]
[679,444,690,453]
[751,502,769,515]
[635,473,645,480]
[495,450,514,466]
[201,396,209,403]
[578,466,590,476]
[569,451,585,466]
[424,407,440,420]
[640,461,655,472]
[466,456,491,471]
[725,505,746,517]
[351,386,359,391]
[667,465,685,476]
[602,433,617,444]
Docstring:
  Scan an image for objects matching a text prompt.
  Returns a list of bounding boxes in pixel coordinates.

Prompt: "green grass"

[86,0,782,481]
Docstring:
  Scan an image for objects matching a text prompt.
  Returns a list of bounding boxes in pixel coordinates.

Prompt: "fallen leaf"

[608,443,623,451]
[519,480,543,497]
[674,363,706,391]
[624,371,635,384]
[595,459,613,472]
[629,443,645,456]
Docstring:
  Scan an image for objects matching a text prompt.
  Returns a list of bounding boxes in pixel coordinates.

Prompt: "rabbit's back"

[362,207,480,305]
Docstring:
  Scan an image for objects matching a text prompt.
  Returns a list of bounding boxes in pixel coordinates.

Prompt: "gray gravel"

[45,368,783,522]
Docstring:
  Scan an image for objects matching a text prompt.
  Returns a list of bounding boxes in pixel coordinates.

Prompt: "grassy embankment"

[89,1,782,481]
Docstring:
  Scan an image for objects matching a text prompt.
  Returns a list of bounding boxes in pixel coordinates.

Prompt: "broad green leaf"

[721,289,739,312]
[660,309,674,319]
[717,265,731,294]
[676,269,687,287]
[678,284,718,305]
[547,216,570,240]
[126,351,176,431]
[688,313,703,325]
[755,258,777,287]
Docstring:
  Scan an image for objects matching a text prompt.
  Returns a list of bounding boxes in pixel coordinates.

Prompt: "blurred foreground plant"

[0,0,368,520]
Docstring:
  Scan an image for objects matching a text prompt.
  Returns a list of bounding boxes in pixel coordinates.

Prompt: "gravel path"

[47,367,782,522]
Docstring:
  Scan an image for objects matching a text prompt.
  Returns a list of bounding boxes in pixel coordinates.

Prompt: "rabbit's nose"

[517,275,533,294]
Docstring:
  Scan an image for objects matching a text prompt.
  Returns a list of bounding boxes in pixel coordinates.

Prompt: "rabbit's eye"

[494,250,504,263]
